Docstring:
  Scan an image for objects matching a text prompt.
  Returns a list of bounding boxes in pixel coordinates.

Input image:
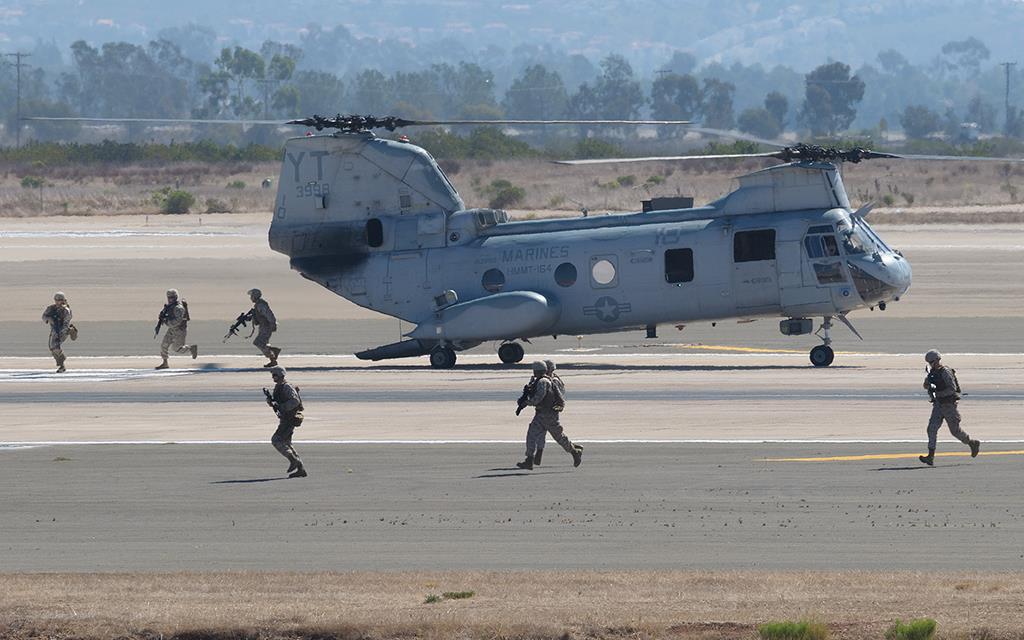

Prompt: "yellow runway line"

[677,344,809,354]
[766,450,1024,462]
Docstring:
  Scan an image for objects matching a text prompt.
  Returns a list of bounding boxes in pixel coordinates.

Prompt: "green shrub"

[442,591,475,600]
[571,138,623,159]
[423,594,442,604]
[485,179,526,209]
[758,620,829,640]
[645,175,666,186]
[902,192,915,205]
[885,619,936,640]
[20,175,45,189]
[616,175,637,187]
[882,194,896,206]
[161,190,196,214]
[205,198,232,213]
[226,180,246,189]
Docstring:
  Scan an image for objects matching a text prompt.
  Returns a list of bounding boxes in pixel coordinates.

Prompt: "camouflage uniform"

[269,367,306,477]
[42,295,72,372]
[157,290,197,368]
[519,361,581,469]
[251,297,279,363]
[920,350,979,465]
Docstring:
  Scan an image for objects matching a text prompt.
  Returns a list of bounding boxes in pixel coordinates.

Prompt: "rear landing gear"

[429,345,457,369]
[810,316,835,367]
[498,342,525,364]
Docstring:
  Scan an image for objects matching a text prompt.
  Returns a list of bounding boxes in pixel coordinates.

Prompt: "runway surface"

[2,442,1022,572]
[2,215,1022,576]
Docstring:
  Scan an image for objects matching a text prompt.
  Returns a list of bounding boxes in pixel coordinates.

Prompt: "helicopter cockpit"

[834,215,910,307]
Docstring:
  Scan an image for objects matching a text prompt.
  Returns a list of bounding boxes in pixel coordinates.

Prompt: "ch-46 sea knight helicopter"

[269,114,913,368]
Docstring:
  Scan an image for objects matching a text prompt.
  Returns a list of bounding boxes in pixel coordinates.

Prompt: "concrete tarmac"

[2,442,1022,572]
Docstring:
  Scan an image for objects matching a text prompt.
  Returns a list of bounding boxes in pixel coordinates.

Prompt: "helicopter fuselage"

[269,132,911,366]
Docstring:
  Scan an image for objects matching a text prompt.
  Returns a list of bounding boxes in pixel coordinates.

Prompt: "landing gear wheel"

[498,342,525,364]
[810,345,834,367]
[430,346,457,369]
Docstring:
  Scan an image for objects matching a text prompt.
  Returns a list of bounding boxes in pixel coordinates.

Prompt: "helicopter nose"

[888,254,912,296]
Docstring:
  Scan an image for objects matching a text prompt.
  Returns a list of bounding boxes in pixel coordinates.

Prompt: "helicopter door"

[385,250,427,306]
[732,228,781,311]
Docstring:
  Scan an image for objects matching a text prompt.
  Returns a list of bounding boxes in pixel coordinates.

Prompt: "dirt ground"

[2,571,1023,640]
[4,156,1024,219]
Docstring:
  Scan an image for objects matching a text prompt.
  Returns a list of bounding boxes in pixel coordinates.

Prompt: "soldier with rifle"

[154,289,197,370]
[264,366,307,478]
[41,291,76,373]
[224,288,281,367]
[515,360,582,470]
[919,349,980,466]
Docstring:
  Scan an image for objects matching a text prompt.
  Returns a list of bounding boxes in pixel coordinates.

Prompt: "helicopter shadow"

[476,467,574,479]
[358,362,855,374]
[210,477,288,484]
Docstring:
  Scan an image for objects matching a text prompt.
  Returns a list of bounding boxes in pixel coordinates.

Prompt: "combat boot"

[286,460,298,474]
[919,449,935,466]
[190,345,199,359]
[533,449,543,466]
[970,440,981,458]
[516,455,534,470]
[155,360,169,370]
[288,464,307,478]
[56,364,66,373]
[271,346,282,360]
[571,446,583,468]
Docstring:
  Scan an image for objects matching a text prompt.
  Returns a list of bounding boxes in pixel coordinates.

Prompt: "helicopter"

[268,114,915,368]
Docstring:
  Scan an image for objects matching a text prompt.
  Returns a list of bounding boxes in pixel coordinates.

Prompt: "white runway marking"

[6,439,1024,447]
[0,230,245,238]
[3,351,1024,364]
[0,369,194,382]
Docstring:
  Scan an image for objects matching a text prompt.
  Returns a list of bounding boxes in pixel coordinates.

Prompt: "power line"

[3,52,31,147]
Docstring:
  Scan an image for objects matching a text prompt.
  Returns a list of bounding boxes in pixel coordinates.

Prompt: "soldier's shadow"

[210,477,289,484]
[476,468,574,478]
[875,463,969,471]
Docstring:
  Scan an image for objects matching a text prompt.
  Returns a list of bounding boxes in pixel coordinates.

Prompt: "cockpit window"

[841,226,869,255]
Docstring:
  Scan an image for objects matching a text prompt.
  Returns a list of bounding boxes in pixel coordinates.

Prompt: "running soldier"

[516,360,582,470]
[265,366,307,478]
[41,291,74,373]
[247,288,281,367]
[920,349,980,466]
[155,289,198,370]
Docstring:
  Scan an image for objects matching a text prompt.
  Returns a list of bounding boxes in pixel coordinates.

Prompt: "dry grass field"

[4,156,1024,221]
[3,571,1024,640]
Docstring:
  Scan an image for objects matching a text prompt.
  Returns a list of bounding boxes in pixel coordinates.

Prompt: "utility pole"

[1000,61,1016,133]
[4,52,31,147]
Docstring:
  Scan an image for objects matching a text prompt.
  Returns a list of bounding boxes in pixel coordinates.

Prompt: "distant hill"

[3,0,1023,74]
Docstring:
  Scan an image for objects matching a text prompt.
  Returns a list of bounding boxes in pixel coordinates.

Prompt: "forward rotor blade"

[685,126,789,148]
[403,119,693,126]
[884,152,1024,162]
[556,152,779,165]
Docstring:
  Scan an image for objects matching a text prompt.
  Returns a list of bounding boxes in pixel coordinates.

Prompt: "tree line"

[2,34,1022,147]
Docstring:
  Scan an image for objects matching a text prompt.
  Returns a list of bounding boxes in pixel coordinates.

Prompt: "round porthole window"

[482,268,505,293]
[591,259,616,285]
[555,262,577,287]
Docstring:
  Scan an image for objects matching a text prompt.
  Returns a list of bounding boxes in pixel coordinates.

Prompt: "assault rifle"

[223,312,252,342]
[263,388,280,417]
[153,303,173,338]
[515,379,539,416]
[924,366,936,403]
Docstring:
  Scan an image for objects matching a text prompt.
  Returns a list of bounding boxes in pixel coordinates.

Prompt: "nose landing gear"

[810,317,835,367]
